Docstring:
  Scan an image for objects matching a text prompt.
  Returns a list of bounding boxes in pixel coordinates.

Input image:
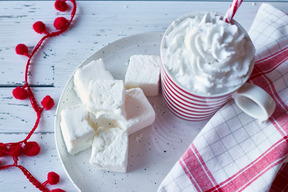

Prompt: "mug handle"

[232,83,276,121]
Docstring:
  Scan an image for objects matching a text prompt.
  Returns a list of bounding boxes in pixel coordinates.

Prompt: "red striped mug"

[160,12,275,121]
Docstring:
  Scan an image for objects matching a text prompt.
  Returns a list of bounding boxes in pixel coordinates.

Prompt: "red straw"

[224,0,243,23]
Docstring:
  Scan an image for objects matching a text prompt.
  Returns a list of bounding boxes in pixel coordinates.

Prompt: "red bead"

[41,95,54,110]
[23,141,40,156]
[12,86,28,100]
[47,172,60,185]
[51,189,66,192]
[9,143,23,157]
[54,17,68,30]
[15,44,29,55]
[55,0,68,12]
[33,21,46,34]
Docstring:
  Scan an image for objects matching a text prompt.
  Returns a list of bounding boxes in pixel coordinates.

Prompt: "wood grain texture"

[0,1,288,192]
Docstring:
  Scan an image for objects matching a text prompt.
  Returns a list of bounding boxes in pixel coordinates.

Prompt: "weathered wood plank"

[0,87,60,133]
[0,1,276,87]
[0,133,76,192]
[1,1,288,192]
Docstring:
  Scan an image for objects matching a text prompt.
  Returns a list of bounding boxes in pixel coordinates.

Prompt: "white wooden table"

[1,1,288,191]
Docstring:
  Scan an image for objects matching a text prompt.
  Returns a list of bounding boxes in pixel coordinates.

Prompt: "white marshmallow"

[73,58,114,104]
[125,55,161,96]
[60,104,95,155]
[89,127,128,173]
[117,88,156,135]
[87,79,126,120]
[89,113,118,129]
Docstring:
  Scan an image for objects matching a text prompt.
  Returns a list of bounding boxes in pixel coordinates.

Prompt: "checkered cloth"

[158,3,288,192]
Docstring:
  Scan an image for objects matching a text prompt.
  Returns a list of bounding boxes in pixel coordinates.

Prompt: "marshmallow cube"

[87,79,126,120]
[73,58,114,104]
[60,104,95,155]
[89,127,128,173]
[125,55,161,96]
[117,88,156,135]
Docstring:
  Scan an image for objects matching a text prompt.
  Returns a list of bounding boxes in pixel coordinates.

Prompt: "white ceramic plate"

[54,32,208,192]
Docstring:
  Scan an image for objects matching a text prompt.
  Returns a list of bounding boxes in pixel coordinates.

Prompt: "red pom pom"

[54,17,68,30]
[15,44,29,55]
[12,86,28,100]
[9,143,22,157]
[55,0,68,12]
[51,189,66,192]
[0,143,8,157]
[23,141,40,156]
[47,172,60,185]
[33,21,46,34]
[41,95,54,110]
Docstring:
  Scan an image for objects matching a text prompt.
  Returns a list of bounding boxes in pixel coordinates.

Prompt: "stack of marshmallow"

[60,55,161,173]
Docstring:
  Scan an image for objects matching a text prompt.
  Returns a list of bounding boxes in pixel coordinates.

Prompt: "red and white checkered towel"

[158,3,288,192]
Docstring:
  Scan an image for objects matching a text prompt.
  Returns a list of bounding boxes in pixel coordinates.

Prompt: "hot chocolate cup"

[160,12,275,121]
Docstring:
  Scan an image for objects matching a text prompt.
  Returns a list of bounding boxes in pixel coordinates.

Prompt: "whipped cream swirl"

[161,12,255,95]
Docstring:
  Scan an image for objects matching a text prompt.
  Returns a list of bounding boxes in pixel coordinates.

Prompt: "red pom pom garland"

[33,21,48,35]
[41,172,62,190]
[55,0,68,12]
[12,86,28,100]
[47,172,60,185]
[41,95,55,110]
[0,143,8,157]
[51,189,66,192]
[8,143,23,157]
[1,1,77,191]
[54,17,69,30]
[15,44,30,57]
[23,141,41,156]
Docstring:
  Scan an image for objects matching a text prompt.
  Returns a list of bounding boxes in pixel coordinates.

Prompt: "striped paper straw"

[224,0,243,23]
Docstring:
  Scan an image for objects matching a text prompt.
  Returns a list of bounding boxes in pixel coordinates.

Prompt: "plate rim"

[53,31,164,191]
